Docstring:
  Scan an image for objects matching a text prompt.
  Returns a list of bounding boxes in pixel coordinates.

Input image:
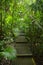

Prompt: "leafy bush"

[25,22,43,57]
[0,40,16,60]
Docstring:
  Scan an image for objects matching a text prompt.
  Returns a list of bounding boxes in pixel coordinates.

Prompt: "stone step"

[17,54,32,57]
[15,36,27,42]
[14,57,34,65]
[15,43,32,55]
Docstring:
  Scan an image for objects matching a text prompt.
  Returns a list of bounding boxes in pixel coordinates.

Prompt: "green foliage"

[2,45,16,60]
[0,0,43,58]
[0,40,16,60]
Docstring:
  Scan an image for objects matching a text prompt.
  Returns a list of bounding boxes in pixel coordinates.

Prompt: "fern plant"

[0,40,16,61]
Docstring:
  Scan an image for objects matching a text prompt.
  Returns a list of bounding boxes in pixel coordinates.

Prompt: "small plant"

[0,40,16,65]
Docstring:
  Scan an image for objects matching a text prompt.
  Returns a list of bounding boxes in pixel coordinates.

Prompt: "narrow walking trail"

[14,32,35,65]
